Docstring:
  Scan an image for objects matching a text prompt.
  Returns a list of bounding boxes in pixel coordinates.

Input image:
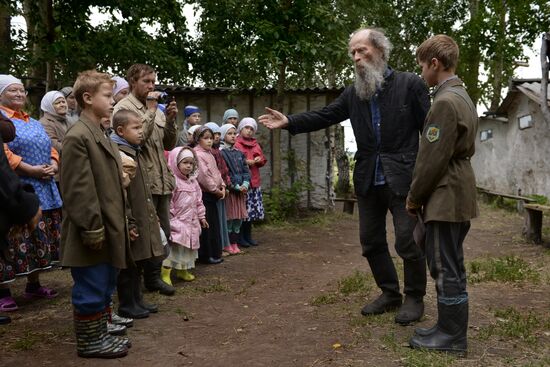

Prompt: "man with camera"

[113,63,178,297]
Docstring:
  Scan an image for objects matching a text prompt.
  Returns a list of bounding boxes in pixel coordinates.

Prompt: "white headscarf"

[40,91,65,116]
[0,75,23,95]
[237,117,258,133]
[220,123,236,141]
[112,76,129,97]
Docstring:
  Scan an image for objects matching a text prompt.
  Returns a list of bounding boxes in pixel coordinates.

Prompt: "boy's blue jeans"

[71,263,118,315]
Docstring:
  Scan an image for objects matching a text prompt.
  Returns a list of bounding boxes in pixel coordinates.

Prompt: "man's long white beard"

[354,59,386,101]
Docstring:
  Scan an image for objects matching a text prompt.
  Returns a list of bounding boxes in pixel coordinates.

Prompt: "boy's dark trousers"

[410,221,470,354]
[117,265,150,319]
[142,194,174,295]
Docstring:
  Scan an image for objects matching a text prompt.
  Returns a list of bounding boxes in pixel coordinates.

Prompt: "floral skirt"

[245,187,264,221]
[0,208,61,284]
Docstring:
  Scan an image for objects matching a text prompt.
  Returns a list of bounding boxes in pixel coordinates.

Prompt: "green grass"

[13,330,40,351]
[468,255,540,284]
[311,292,339,306]
[401,349,456,367]
[338,270,372,296]
[477,307,549,345]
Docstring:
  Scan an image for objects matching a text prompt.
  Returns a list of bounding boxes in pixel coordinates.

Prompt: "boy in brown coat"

[406,35,478,356]
[60,70,132,358]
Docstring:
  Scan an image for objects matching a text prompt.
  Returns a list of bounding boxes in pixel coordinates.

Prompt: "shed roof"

[156,85,345,95]
[495,79,550,115]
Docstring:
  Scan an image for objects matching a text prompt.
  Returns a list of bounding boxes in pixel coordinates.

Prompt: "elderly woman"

[39,91,68,183]
[60,86,79,125]
[0,75,62,312]
[112,76,130,104]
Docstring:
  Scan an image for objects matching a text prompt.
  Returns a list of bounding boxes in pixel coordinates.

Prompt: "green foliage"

[477,307,548,344]
[263,178,312,223]
[310,293,339,306]
[468,255,540,284]
[529,195,548,205]
[338,270,370,296]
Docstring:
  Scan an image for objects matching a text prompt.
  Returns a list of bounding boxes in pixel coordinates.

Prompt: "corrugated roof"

[156,85,345,94]
[495,79,550,115]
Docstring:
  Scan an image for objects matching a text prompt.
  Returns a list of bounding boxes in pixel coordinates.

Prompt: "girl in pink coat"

[161,146,208,283]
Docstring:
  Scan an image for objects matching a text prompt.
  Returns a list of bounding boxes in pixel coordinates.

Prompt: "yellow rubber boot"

[176,269,195,282]
[161,267,173,286]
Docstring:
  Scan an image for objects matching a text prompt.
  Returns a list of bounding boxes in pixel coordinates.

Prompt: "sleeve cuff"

[81,227,105,245]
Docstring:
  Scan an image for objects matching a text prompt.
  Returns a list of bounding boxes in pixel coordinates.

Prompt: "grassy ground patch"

[468,255,540,284]
[477,307,550,345]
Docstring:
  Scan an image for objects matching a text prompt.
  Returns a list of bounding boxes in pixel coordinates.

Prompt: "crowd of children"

[0,67,268,359]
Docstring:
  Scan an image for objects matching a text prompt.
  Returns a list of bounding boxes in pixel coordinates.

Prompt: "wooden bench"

[477,187,535,213]
[334,197,358,215]
[523,203,550,244]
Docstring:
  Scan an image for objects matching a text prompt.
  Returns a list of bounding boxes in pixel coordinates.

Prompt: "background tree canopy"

[1,0,549,109]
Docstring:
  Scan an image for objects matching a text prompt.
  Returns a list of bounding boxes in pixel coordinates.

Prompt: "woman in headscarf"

[60,86,79,125]
[0,75,62,312]
[39,91,68,185]
[112,76,130,105]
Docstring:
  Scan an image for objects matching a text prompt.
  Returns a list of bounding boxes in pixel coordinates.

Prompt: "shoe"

[111,313,133,328]
[74,311,128,358]
[225,245,237,255]
[131,270,158,314]
[237,232,251,248]
[0,315,11,324]
[161,267,173,286]
[23,285,58,299]
[117,268,150,319]
[143,259,176,296]
[0,296,18,312]
[231,244,241,254]
[395,296,424,325]
[361,293,402,316]
[241,221,258,246]
[176,269,195,282]
[107,322,127,336]
[207,257,223,264]
[102,309,131,349]
[409,301,468,356]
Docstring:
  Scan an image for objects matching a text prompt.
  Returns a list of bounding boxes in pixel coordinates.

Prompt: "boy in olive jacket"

[60,71,132,359]
[406,35,478,356]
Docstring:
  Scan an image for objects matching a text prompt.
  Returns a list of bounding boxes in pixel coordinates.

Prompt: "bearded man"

[259,28,430,325]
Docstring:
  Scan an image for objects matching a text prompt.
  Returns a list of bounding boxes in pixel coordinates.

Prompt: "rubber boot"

[361,252,402,315]
[395,257,426,324]
[242,221,258,246]
[143,258,175,296]
[161,267,173,286]
[117,268,149,319]
[102,308,131,348]
[176,269,195,282]
[133,270,158,314]
[409,301,468,356]
[237,231,251,248]
[74,311,128,359]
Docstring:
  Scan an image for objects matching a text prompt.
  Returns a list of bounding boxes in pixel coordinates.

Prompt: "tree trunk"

[541,33,550,124]
[489,0,507,112]
[0,2,12,73]
[272,60,287,187]
[333,124,350,196]
[461,0,482,106]
[23,0,55,87]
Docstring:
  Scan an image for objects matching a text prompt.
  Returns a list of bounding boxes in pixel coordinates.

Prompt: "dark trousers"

[152,193,171,240]
[425,221,470,305]
[199,192,222,261]
[357,184,426,298]
[71,263,118,315]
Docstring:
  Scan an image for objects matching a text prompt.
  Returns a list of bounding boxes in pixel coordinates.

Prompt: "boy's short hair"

[73,70,114,109]
[112,109,141,132]
[416,35,459,71]
[126,64,155,90]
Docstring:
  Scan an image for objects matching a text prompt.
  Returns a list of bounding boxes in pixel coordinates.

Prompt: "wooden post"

[524,208,543,244]
[541,33,550,124]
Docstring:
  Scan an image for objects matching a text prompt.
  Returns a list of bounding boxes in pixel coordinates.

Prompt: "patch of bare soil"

[0,203,548,366]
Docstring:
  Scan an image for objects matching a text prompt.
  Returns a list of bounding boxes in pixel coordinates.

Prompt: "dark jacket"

[221,145,251,191]
[408,78,478,222]
[117,144,164,261]
[287,70,430,197]
[60,115,130,269]
[0,127,40,248]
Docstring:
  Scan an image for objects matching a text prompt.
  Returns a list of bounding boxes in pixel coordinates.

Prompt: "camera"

[157,92,174,105]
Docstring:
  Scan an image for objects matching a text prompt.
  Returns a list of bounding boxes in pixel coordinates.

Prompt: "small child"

[220,124,251,253]
[162,146,208,282]
[234,118,267,246]
[191,126,226,264]
[177,105,202,146]
[110,109,164,319]
[204,122,233,255]
[223,108,239,127]
[60,70,130,358]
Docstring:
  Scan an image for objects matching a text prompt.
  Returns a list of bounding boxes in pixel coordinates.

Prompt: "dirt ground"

[1,203,549,367]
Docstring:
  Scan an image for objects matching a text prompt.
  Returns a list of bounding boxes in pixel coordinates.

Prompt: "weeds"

[401,349,456,367]
[468,255,540,284]
[477,307,547,345]
[338,270,371,296]
[311,293,339,306]
[13,330,40,351]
